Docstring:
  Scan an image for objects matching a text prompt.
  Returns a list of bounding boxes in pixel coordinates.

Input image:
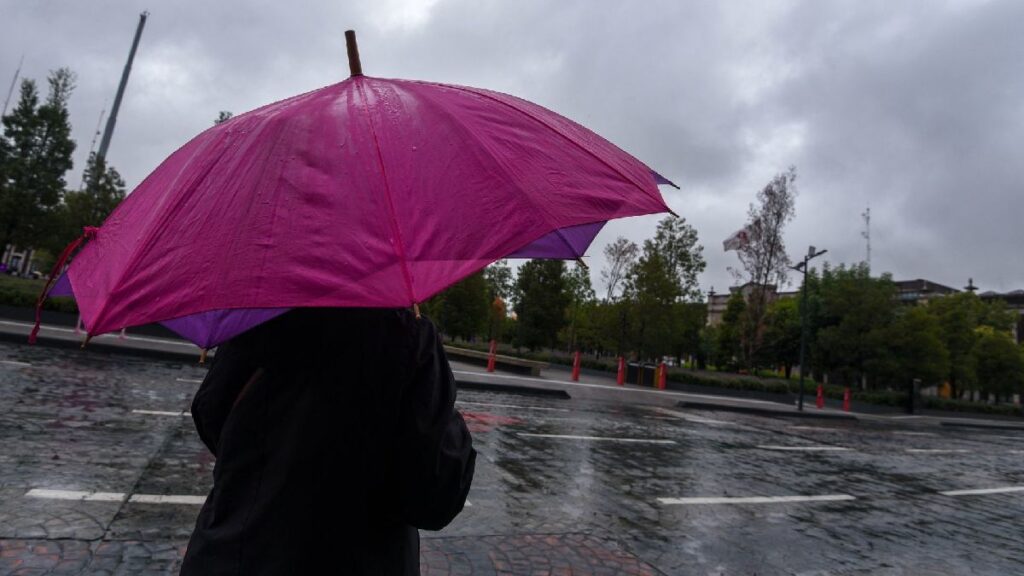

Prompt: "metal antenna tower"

[861,206,871,270]
[96,12,148,167]
[2,54,25,118]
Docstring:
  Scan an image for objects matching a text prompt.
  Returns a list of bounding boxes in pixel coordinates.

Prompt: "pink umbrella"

[35,31,675,348]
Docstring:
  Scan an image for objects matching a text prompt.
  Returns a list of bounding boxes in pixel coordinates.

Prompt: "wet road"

[1,341,1023,575]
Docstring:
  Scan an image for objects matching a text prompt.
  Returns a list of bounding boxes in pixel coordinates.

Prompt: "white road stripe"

[517,433,676,444]
[789,426,835,432]
[757,445,851,452]
[456,400,569,412]
[892,431,937,437]
[905,449,969,454]
[659,494,856,506]
[940,486,1024,497]
[0,360,31,367]
[129,494,206,505]
[132,409,190,417]
[653,408,733,425]
[176,378,203,383]
[26,489,124,502]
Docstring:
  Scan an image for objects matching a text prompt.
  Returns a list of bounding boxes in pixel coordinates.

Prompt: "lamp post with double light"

[792,246,827,411]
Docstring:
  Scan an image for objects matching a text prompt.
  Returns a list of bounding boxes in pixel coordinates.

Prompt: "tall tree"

[625,246,680,361]
[0,69,77,262]
[762,297,802,378]
[484,260,513,301]
[563,261,595,351]
[600,236,638,301]
[649,216,706,301]
[716,291,746,371]
[57,153,126,250]
[432,271,489,342]
[732,167,798,366]
[872,306,949,392]
[513,260,570,350]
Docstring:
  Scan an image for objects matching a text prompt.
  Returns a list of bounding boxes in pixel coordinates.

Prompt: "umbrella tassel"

[29,226,100,345]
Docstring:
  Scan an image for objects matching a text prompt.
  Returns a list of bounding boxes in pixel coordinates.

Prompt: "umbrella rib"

[353,79,418,306]
[430,81,666,209]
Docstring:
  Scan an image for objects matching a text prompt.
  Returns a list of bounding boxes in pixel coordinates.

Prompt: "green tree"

[624,247,679,361]
[484,260,513,340]
[433,271,489,341]
[716,292,746,371]
[872,306,949,392]
[762,297,802,378]
[214,111,233,124]
[563,261,595,351]
[813,263,897,388]
[513,259,570,350]
[970,328,1024,401]
[649,216,706,301]
[671,302,707,367]
[56,153,126,251]
[0,69,77,260]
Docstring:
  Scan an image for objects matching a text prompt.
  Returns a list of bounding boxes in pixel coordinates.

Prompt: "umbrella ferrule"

[345,30,363,77]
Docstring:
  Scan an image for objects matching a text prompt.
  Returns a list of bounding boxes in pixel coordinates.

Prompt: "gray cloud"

[2,0,1021,294]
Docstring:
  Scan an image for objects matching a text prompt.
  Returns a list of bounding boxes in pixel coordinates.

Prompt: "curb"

[0,330,205,364]
[676,399,858,420]
[456,379,571,400]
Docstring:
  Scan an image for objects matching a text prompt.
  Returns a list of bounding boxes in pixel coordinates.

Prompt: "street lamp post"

[793,246,827,411]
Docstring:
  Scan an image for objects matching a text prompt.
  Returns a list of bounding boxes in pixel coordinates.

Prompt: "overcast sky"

[2,0,1022,296]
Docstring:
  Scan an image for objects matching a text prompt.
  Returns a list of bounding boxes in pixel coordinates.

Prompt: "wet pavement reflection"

[1,341,1023,574]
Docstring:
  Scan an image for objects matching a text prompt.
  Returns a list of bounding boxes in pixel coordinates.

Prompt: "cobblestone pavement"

[2,341,1024,574]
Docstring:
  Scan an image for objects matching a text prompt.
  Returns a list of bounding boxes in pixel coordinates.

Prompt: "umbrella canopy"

[41,32,674,348]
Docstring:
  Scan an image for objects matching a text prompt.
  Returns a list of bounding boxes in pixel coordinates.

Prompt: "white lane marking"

[456,400,569,412]
[890,416,924,420]
[653,408,732,426]
[0,320,197,348]
[129,494,206,505]
[789,426,835,432]
[757,445,851,452]
[659,494,856,506]
[132,409,190,417]
[940,486,1024,497]
[892,431,938,437]
[26,489,124,502]
[452,369,786,406]
[0,360,31,367]
[1011,450,1024,454]
[176,378,203,384]
[905,449,969,454]
[517,433,676,445]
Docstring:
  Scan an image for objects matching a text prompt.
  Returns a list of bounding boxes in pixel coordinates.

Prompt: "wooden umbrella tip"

[345,30,363,77]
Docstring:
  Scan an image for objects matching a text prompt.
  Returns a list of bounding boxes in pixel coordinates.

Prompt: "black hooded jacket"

[180,308,475,575]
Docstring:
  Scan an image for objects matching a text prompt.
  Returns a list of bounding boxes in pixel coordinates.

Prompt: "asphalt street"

[1,341,1023,575]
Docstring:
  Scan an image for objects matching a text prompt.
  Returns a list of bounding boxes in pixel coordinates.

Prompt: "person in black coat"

[180,307,476,575]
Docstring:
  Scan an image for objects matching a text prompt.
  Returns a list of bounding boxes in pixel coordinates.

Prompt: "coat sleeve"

[397,318,476,531]
[190,338,261,457]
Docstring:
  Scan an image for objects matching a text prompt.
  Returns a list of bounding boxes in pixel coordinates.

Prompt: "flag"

[723,227,750,252]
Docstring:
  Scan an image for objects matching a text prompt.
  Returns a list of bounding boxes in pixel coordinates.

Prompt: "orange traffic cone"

[486,339,497,372]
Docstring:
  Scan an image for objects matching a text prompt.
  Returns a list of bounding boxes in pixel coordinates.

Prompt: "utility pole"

[2,54,24,118]
[95,12,148,169]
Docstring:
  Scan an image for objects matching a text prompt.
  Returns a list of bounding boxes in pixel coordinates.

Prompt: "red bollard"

[486,339,497,373]
[571,351,581,381]
[616,356,625,386]
[816,384,825,409]
[843,387,851,412]
[657,362,667,390]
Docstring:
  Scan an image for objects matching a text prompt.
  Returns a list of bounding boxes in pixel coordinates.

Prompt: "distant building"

[706,282,797,326]
[892,279,959,305]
